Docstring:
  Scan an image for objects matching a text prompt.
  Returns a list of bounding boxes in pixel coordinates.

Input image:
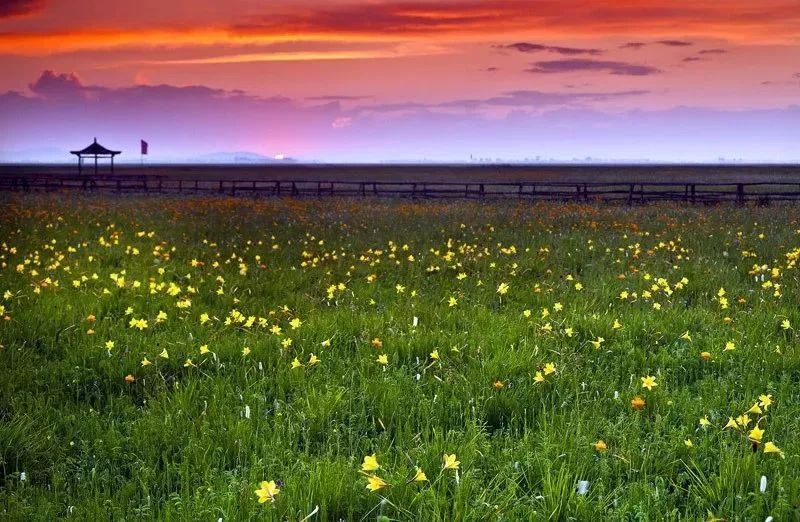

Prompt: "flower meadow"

[1,194,800,520]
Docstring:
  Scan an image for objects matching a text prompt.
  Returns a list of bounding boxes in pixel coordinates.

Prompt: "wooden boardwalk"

[3,173,800,203]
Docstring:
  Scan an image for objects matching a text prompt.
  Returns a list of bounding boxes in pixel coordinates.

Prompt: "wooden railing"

[3,173,800,203]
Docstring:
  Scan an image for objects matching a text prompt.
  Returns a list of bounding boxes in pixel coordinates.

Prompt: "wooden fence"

[3,173,800,203]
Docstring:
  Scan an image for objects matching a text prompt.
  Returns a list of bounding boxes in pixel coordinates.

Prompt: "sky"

[0,0,799,163]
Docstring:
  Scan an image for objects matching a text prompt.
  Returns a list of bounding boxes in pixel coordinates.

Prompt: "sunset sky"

[1,0,799,162]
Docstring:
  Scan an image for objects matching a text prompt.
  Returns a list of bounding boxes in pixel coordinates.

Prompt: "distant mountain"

[188,151,296,164]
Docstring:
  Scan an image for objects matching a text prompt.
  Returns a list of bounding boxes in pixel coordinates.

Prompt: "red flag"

[140,140,148,155]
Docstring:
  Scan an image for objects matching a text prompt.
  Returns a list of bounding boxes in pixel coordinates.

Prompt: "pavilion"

[70,138,121,174]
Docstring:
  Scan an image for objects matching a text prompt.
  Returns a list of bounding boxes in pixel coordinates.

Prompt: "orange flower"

[700,351,712,361]
[124,374,136,384]
[86,314,96,323]
[631,396,646,410]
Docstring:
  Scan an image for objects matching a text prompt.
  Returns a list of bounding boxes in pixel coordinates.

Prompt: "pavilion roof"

[70,138,121,156]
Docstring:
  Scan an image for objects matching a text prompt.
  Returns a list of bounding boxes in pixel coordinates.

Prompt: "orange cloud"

[0,0,798,57]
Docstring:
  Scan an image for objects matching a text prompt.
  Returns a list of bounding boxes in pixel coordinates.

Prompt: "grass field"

[1,194,799,520]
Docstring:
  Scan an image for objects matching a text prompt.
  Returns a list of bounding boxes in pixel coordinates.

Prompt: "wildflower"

[748,426,764,443]
[631,396,645,410]
[543,362,556,375]
[641,375,657,391]
[105,340,115,350]
[613,319,622,330]
[412,467,428,482]
[534,371,545,383]
[763,442,784,457]
[289,318,302,329]
[700,351,712,361]
[371,338,383,348]
[321,338,331,348]
[242,346,251,356]
[574,282,583,291]
[758,394,773,410]
[497,282,509,295]
[308,353,320,366]
[377,354,388,365]
[199,344,211,355]
[158,349,169,359]
[199,313,210,324]
[141,357,152,367]
[492,380,504,390]
[590,337,605,349]
[86,314,96,323]
[680,331,692,342]
[724,417,739,430]
[684,439,694,448]
[781,319,791,330]
[255,480,280,504]
[361,454,380,472]
[443,454,460,470]
[124,374,135,384]
[594,440,607,452]
[724,341,735,352]
[699,416,711,428]
[448,296,457,307]
[430,350,440,360]
[291,357,302,369]
[365,475,388,492]
[184,359,195,367]
[747,403,763,415]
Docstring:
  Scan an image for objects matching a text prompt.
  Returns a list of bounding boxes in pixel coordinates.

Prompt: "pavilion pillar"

[94,154,98,175]
[111,155,114,173]
[78,156,82,174]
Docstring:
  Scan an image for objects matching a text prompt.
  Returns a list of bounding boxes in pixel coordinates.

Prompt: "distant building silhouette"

[70,138,121,174]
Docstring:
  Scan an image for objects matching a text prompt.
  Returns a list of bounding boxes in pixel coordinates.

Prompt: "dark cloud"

[619,42,646,50]
[500,42,604,56]
[698,48,728,54]
[656,40,693,46]
[526,59,661,76]
[794,72,800,79]
[682,57,705,62]
[0,0,43,18]
[484,67,499,72]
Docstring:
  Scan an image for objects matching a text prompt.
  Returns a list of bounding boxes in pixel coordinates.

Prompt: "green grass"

[1,194,799,520]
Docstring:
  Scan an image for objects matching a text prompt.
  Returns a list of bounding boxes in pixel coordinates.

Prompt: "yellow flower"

[291,357,302,369]
[199,344,210,355]
[612,319,622,330]
[758,394,773,410]
[640,375,657,391]
[684,439,694,448]
[497,282,509,295]
[430,350,440,360]
[723,417,738,430]
[443,453,460,470]
[699,416,711,428]
[412,467,428,482]
[308,353,320,366]
[321,338,331,348]
[371,338,383,348]
[361,453,380,472]
[763,441,784,457]
[199,313,210,324]
[448,296,457,307]
[736,414,751,427]
[255,480,280,504]
[543,362,556,375]
[724,341,735,352]
[748,426,764,443]
[680,331,692,342]
[289,317,302,329]
[183,359,195,367]
[377,354,388,365]
[158,349,169,359]
[365,475,388,492]
[242,346,251,356]
[747,403,762,415]
[141,357,152,367]
[781,319,791,330]
[594,440,607,452]
[590,337,605,349]
[492,380,504,390]
[700,351,712,361]
[533,371,545,383]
